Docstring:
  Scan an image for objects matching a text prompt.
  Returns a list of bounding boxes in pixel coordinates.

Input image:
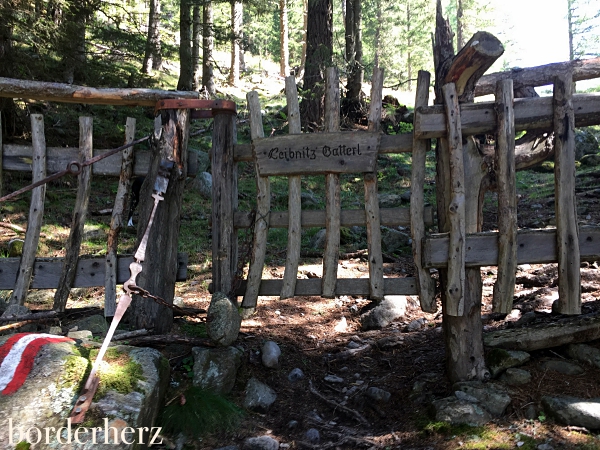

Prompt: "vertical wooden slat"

[322,67,341,298]
[492,79,517,314]
[9,114,47,306]
[211,111,236,295]
[410,70,437,313]
[554,69,581,315]
[442,83,466,317]
[280,76,303,299]
[53,116,94,312]
[104,117,135,317]
[0,113,3,197]
[364,67,385,301]
[241,91,271,313]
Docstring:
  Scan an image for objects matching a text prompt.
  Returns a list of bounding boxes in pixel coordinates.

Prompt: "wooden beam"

[0,76,198,106]
[553,70,581,315]
[0,254,188,289]
[414,94,600,139]
[422,227,600,268]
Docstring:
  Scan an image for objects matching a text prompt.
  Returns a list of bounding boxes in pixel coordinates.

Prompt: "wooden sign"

[253,131,380,176]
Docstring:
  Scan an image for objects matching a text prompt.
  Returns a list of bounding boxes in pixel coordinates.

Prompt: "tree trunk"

[178,0,193,91]
[345,0,363,102]
[456,0,464,50]
[568,0,574,60]
[229,0,242,85]
[202,0,215,96]
[0,1,16,136]
[373,0,381,68]
[130,110,189,334]
[279,0,289,77]
[192,4,201,90]
[142,0,162,74]
[298,0,308,77]
[300,0,333,131]
[60,4,87,84]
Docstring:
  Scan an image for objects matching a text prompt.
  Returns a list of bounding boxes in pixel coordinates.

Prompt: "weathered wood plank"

[422,227,600,268]
[241,91,270,313]
[3,145,198,178]
[364,67,385,301]
[443,83,466,317]
[322,67,342,298]
[104,117,135,317]
[554,70,581,315]
[233,206,434,229]
[483,314,600,351]
[53,117,94,312]
[492,80,517,314]
[9,114,47,306]
[0,76,199,106]
[410,71,437,313]
[280,76,303,299]
[227,277,417,297]
[0,113,3,196]
[0,254,188,289]
[414,94,600,139]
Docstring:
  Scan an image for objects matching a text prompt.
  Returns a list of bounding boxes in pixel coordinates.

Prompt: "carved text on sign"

[253,132,380,176]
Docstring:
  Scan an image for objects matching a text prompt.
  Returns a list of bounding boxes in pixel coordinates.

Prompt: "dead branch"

[308,380,370,426]
[0,310,58,323]
[325,344,372,361]
[112,329,149,341]
[123,334,216,348]
[0,222,26,233]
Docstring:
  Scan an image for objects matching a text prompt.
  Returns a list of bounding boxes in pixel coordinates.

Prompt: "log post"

[241,91,270,314]
[364,67,385,301]
[280,76,303,299]
[9,114,47,306]
[553,69,581,315]
[53,117,94,312]
[322,67,341,298]
[129,108,190,333]
[492,79,517,314]
[410,70,437,312]
[104,117,136,317]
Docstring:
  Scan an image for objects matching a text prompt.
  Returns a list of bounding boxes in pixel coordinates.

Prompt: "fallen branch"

[0,320,46,332]
[308,380,370,426]
[325,344,372,361]
[0,222,26,233]
[123,334,216,348]
[0,310,58,323]
[113,329,149,341]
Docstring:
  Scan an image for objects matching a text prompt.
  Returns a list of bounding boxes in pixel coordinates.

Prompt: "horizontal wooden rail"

[232,206,434,229]
[415,94,600,139]
[0,253,188,289]
[210,276,417,297]
[422,227,600,268]
[3,145,199,177]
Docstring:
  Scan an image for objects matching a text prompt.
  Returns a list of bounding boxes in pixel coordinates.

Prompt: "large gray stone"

[381,227,411,254]
[431,396,492,426]
[580,153,600,166]
[565,343,600,369]
[71,315,108,335]
[243,435,279,450]
[207,292,241,346]
[499,368,531,385]
[192,171,213,200]
[309,229,327,250]
[0,336,169,449]
[486,348,531,378]
[243,378,277,413]
[542,396,600,429]
[378,193,404,208]
[192,346,243,395]
[575,128,600,159]
[192,149,210,173]
[360,297,407,330]
[540,359,585,376]
[453,381,511,417]
[261,341,281,369]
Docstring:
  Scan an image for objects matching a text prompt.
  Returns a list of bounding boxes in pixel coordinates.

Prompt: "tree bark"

[60,3,88,84]
[229,0,242,85]
[202,0,215,96]
[142,0,162,74]
[192,4,202,90]
[178,0,193,91]
[344,0,363,102]
[279,0,290,77]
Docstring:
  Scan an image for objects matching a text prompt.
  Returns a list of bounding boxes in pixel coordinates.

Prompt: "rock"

[301,191,321,208]
[192,171,212,199]
[378,193,404,208]
[575,128,600,159]
[431,396,493,426]
[1,305,36,331]
[580,153,600,166]
[288,368,305,382]
[324,375,344,383]
[83,224,107,241]
[376,335,404,349]
[334,316,348,332]
[244,378,277,412]
[67,330,93,340]
[499,368,532,385]
[215,446,240,450]
[540,360,585,375]
[261,341,281,369]
[309,229,327,249]
[287,420,299,429]
[173,296,184,308]
[304,428,320,444]
[537,444,555,450]
[70,315,108,335]
[542,396,600,429]
[8,239,24,257]
[48,326,63,335]
[381,227,411,254]
[192,149,210,172]
[453,381,512,417]
[206,292,241,346]
[0,337,169,449]
[192,346,243,395]
[401,190,412,202]
[366,387,391,403]
[486,348,531,378]
[360,297,407,330]
[565,343,600,369]
[243,435,279,450]
[524,403,538,420]
[406,318,427,332]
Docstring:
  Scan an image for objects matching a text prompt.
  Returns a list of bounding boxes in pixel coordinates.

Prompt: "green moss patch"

[86,347,145,398]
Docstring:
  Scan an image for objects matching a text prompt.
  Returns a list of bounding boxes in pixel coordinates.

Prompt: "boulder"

[309,229,327,250]
[540,360,585,376]
[431,396,492,426]
[378,193,404,208]
[575,128,599,159]
[361,297,407,330]
[453,381,511,417]
[542,396,600,429]
[192,172,213,200]
[243,378,276,413]
[70,315,108,336]
[499,368,532,385]
[580,153,600,166]
[243,435,279,450]
[486,348,530,378]
[261,341,281,369]
[206,292,241,346]
[565,343,600,369]
[192,346,243,395]
[381,227,411,254]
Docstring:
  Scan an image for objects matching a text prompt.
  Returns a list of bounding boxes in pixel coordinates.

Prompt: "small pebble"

[288,368,305,382]
[304,428,320,444]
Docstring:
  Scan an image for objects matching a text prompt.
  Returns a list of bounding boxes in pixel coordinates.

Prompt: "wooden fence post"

[554,69,581,315]
[53,117,94,312]
[0,112,3,197]
[493,79,517,314]
[9,114,47,306]
[104,117,136,317]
